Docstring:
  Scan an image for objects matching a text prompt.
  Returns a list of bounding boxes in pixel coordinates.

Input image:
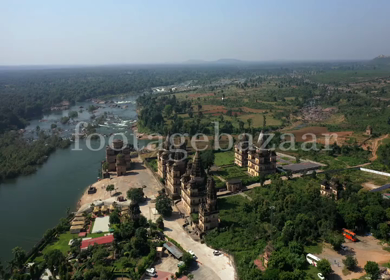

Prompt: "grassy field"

[333,169,390,186]
[214,165,249,180]
[214,151,234,166]
[34,231,105,262]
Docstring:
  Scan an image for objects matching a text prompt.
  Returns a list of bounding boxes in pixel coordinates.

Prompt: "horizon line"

[0,58,374,68]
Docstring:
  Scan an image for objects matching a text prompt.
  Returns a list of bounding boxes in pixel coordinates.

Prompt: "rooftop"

[163,242,183,259]
[280,162,321,173]
[80,234,114,249]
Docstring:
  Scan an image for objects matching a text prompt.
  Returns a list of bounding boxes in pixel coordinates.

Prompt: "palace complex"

[234,131,277,176]
[157,135,219,233]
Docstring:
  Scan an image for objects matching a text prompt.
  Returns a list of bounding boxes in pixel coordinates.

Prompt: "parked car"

[340,245,348,251]
[213,250,221,256]
[146,268,155,274]
[317,273,325,280]
[188,250,196,258]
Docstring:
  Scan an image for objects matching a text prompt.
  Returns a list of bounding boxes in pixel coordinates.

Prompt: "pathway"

[370,134,388,161]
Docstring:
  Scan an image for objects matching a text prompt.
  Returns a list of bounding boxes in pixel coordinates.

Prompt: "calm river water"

[0,96,148,262]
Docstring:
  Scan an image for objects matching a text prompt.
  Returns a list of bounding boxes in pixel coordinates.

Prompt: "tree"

[182,252,194,267]
[106,184,115,196]
[330,234,344,251]
[238,120,245,131]
[259,174,266,187]
[201,150,215,170]
[163,105,173,118]
[247,118,252,128]
[135,227,148,241]
[364,205,385,229]
[317,259,332,277]
[156,194,172,217]
[109,209,121,225]
[44,249,65,276]
[11,247,26,269]
[102,162,109,171]
[68,110,78,119]
[343,256,357,270]
[364,261,380,280]
[127,188,145,204]
[0,260,4,279]
[379,222,390,240]
[156,216,164,230]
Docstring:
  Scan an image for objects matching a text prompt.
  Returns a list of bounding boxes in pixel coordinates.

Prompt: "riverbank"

[131,123,164,140]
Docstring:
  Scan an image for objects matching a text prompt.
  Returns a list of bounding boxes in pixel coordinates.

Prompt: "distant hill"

[370,55,390,65]
[183,58,247,65]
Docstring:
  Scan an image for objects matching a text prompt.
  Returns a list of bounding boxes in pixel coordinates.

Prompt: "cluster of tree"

[127,188,145,204]
[326,142,371,159]
[205,174,390,280]
[0,131,71,182]
[155,192,173,217]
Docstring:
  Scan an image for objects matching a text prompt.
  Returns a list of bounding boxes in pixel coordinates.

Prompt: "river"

[0,96,149,262]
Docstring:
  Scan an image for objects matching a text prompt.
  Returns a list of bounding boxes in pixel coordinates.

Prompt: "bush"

[127,188,145,204]
[343,256,357,270]
[364,261,380,280]
[317,259,332,277]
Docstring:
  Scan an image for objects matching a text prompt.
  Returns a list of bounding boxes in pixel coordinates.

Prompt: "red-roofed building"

[80,235,114,250]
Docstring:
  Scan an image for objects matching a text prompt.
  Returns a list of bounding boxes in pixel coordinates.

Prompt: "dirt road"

[370,134,388,161]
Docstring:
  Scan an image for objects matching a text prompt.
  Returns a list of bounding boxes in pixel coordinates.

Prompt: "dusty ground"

[369,134,389,161]
[78,158,161,209]
[362,182,382,191]
[142,253,188,280]
[318,236,390,280]
[285,126,354,145]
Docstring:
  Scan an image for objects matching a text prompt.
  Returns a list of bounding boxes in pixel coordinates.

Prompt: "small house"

[226,179,242,192]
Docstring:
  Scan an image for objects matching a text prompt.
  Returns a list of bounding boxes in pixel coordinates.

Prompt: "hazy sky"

[1,0,389,65]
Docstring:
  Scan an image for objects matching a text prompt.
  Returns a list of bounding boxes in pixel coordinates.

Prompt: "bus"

[342,228,358,242]
[306,254,321,266]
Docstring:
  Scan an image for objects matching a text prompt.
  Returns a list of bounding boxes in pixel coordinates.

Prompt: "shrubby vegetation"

[0,131,71,181]
[205,175,390,280]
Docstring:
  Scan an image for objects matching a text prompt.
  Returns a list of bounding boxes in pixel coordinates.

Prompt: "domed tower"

[191,151,204,179]
[199,177,219,234]
[247,130,276,177]
[235,134,250,167]
[116,154,127,176]
[180,151,207,215]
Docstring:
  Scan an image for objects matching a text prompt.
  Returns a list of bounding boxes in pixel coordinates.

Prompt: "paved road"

[135,166,236,280]
[164,211,235,280]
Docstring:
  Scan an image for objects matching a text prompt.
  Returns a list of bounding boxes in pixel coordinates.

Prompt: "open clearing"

[318,236,390,280]
[286,126,354,144]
